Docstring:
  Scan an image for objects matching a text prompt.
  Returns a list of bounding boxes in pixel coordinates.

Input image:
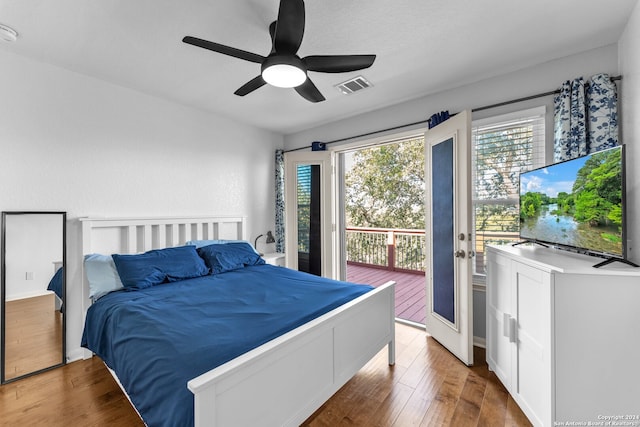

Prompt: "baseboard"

[67,347,86,363]
[473,336,486,349]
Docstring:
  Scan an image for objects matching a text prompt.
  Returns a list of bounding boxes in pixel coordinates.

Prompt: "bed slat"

[127,226,136,253]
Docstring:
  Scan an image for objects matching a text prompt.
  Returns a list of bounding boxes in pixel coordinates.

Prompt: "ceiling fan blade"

[183,36,265,64]
[268,21,277,52]
[234,75,267,96]
[304,54,376,73]
[274,0,305,54]
[295,78,325,103]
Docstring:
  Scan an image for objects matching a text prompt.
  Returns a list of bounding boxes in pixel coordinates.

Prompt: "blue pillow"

[84,254,124,300]
[186,239,260,254]
[197,242,265,274]
[112,245,210,290]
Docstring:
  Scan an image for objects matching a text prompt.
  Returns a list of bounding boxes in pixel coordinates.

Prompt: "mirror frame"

[1,211,67,384]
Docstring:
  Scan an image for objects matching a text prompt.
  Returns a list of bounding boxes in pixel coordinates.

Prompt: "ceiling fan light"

[262,63,307,88]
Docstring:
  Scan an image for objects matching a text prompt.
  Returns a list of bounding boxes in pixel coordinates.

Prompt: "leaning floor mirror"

[1,211,66,383]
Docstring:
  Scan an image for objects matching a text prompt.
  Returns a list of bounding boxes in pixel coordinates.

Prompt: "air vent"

[335,76,372,95]
[0,23,18,42]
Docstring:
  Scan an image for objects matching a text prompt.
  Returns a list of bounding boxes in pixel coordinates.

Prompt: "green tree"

[556,191,570,213]
[520,192,543,219]
[539,193,551,205]
[574,190,609,225]
[572,149,622,227]
[296,165,312,252]
[345,139,425,228]
[475,125,535,238]
[608,204,622,226]
[475,125,533,200]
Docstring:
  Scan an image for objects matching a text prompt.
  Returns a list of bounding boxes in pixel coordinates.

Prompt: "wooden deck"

[347,263,426,325]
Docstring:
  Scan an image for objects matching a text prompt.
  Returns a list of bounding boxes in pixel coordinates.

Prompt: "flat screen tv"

[518,145,635,267]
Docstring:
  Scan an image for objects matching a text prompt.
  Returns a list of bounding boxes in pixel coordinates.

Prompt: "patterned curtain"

[586,73,619,153]
[553,77,587,161]
[554,73,618,161]
[274,149,285,253]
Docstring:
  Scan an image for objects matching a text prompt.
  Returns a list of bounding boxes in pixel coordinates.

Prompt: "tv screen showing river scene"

[519,146,624,257]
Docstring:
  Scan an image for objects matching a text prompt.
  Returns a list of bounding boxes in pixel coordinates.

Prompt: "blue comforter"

[81,264,372,427]
[47,267,64,313]
[47,267,63,298]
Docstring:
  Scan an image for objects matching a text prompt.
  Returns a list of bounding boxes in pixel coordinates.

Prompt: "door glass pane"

[297,164,321,275]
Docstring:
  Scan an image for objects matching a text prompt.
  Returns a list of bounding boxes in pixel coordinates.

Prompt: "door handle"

[454,249,465,258]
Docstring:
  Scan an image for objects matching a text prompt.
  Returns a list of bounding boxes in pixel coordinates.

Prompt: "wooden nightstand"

[262,252,285,266]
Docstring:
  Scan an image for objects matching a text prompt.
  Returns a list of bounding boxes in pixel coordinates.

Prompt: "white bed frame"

[80,216,396,427]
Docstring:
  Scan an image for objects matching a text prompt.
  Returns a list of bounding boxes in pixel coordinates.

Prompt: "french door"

[424,110,474,366]
[284,151,333,278]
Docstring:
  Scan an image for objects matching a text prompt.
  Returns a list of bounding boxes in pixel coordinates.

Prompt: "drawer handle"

[503,313,517,343]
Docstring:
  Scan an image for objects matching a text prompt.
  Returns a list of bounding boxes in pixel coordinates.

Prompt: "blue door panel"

[431,138,455,324]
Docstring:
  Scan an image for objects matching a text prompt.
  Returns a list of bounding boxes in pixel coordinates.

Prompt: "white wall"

[620,0,640,263]
[284,44,619,151]
[284,44,621,342]
[4,214,64,300]
[0,50,283,360]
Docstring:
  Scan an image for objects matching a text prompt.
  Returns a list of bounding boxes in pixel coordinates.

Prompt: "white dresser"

[486,245,640,426]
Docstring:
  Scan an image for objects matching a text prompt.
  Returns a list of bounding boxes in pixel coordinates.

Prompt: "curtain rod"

[284,75,621,153]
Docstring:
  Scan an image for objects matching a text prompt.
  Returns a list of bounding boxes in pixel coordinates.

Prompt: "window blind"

[296,165,311,252]
[471,107,546,276]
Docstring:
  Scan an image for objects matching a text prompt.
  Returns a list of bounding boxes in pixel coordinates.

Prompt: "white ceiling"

[0,0,636,135]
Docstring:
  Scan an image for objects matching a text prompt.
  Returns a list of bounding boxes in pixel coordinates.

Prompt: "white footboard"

[188,281,396,427]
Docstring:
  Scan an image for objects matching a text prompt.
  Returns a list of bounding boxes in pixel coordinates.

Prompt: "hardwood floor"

[0,355,144,426]
[4,294,63,380]
[0,323,531,426]
[302,324,531,426]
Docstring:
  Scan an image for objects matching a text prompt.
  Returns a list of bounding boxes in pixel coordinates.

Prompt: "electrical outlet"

[25,272,34,280]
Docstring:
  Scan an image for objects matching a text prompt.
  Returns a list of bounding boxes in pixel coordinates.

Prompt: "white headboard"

[78,216,247,358]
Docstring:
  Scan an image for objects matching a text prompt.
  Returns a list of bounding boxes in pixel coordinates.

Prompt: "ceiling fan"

[182,0,376,103]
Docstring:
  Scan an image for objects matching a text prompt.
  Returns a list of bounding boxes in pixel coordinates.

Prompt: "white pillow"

[84,253,124,301]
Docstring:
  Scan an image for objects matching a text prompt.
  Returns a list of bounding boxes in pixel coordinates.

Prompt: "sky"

[519,156,588,198]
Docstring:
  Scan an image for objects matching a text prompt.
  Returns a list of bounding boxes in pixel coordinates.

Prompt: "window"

[296,163,321,275]
[296,164,312,253]
[472,107,546,277]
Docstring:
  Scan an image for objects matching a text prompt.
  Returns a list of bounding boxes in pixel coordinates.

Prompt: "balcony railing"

[346,227,426,274]
[473,230,519,274]
[347,227,521,275]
